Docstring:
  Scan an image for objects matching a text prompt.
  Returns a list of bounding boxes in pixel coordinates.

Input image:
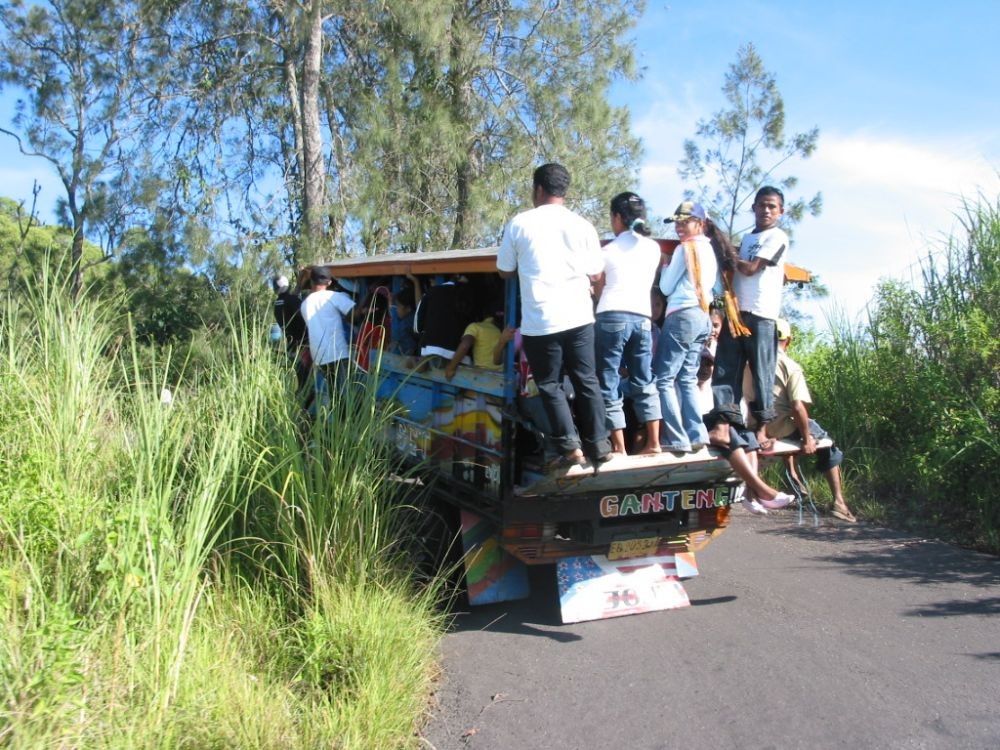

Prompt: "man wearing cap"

[301,266,358,404]
[709,185,789,448]
[497,162,612,468]
[767,318,857,522]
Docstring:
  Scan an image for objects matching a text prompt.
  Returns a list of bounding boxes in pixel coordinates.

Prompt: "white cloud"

[634,117,1000,329]
[792,132,999,327]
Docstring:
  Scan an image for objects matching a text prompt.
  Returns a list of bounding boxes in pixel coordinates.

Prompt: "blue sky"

[623,0,1000,327]
[2,1,999,327]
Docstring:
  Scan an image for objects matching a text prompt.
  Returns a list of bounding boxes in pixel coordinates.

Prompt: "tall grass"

[0,274,447,747]
[799,195,1000,551]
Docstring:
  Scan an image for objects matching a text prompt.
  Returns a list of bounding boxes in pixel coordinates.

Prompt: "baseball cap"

[334,277,358,294]
[664,201,707,223]
[311,266,332,284]
[273,275,290,293]
[776,318,791,341]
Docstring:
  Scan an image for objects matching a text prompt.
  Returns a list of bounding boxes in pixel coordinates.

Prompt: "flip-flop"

[546,452,585,473]
[831,507,857,523]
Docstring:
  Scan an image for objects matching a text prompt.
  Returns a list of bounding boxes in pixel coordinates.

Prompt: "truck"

[313,243,813,623]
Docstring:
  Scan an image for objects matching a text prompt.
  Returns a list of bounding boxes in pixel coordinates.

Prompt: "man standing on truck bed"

[708,185,789,450]
[497,163,612,469]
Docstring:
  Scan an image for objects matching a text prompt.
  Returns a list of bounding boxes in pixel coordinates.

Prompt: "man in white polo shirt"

[497,163,612,468]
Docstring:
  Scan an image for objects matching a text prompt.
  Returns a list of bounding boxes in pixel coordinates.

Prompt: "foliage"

[679,43,821,239]
[0,0,171,297]
[0,277,448,747]
[0,196,107,292]
[798,196,1000,552]
[328,0,644,255]
[1,0,645,274]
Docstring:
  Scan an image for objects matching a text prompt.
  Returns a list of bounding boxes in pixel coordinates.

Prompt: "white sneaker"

[759,492,795,510]
[745,499,769,515]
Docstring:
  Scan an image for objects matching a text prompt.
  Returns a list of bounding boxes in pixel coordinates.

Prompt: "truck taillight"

[503,523,542,539]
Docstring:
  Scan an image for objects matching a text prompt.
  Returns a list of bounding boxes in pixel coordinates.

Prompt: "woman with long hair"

[654,202,724,452]
[593,192,664,454]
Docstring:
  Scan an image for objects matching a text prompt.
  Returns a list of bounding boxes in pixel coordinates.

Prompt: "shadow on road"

[905,597,1000,617]
[443,567,739,637]
[758,518,1000,602]
[444,564,583,641]
[690,595,738,607]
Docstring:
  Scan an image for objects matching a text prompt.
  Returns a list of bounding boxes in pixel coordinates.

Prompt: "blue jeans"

[654,306,710,449]
[521,324,611,459]
[595,311,660,431]
[711,312,778,428]
[787,419,844,473]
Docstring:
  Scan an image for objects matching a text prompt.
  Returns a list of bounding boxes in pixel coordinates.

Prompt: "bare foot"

[756,427,774,452]
[639,445,662,456]
[708,423,730,447]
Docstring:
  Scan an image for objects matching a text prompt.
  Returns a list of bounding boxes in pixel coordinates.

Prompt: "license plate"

[607,536,659,561]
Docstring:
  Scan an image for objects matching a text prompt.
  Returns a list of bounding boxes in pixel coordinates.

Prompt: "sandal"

[831,507,857,523]
[546,451,585,473]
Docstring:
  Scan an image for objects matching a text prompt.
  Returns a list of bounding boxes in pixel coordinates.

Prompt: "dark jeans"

[521,324,611,459]
[318,358,350,410]
[710,312,778,428]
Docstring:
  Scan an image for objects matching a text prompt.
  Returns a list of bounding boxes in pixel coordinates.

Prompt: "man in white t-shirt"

[497,163,612,467]
[709,186,788,448]
[301,266,357,405]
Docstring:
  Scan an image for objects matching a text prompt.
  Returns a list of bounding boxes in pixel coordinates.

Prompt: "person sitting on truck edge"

[707,185,789,451]
[697,311,793,515]
[445,308,504,380]
[655,201,723,454]
[414,274,473,362]
[301,266,359,407]
[594,191,663,456]
[496,162,612,469]
[766,319,857,523]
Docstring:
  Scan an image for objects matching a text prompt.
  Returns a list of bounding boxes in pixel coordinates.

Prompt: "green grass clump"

[796,195,1000,551]
[0,272,447,748]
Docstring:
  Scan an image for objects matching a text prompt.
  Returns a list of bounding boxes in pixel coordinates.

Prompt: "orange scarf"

[683,240,712,312]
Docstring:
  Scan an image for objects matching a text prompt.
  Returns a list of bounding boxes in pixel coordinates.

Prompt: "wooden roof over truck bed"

[311,240,812,283]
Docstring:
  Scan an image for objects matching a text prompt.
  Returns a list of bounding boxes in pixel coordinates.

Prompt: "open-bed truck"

[318,244,813,623]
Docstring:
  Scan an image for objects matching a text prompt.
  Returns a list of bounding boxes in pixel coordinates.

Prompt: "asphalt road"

[422,509,1000,750]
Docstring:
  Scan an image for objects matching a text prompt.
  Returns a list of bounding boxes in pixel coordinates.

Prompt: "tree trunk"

[300,0,327,256]
[448,6,474,250]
